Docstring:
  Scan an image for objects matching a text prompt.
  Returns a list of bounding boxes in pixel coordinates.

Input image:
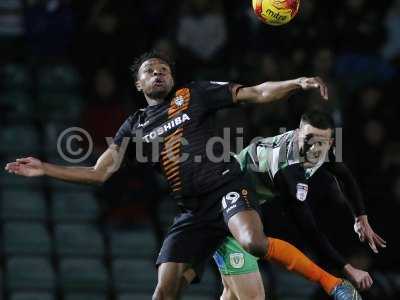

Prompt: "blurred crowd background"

[0,0,399,299]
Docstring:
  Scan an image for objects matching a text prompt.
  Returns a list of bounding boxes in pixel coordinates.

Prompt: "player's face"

[299,124,333,168]
[136,58,174,100]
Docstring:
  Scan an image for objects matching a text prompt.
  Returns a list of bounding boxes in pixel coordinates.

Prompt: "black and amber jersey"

[113,81,242,203]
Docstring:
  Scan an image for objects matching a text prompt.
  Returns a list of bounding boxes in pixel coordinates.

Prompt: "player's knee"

[152,284,179,300]
[221,285,264,300]
[220,287,236,300]
[237,233,267,258]
[246,289,265,300]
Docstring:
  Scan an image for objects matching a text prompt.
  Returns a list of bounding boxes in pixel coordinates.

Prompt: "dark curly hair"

[130,50,175,81]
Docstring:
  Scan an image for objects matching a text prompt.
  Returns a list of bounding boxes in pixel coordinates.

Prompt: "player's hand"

[354,215,387,253]
[296,77,328,100]
[4,157,45,177]
[344,264,373,291]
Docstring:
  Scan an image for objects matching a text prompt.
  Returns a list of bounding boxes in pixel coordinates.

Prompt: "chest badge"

[174,96,185,107]
[296,183,308,202]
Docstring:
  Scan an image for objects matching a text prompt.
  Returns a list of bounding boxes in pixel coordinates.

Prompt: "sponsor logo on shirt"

[142,113,191,143]
[230,253,245,269]
[296,183,308,201]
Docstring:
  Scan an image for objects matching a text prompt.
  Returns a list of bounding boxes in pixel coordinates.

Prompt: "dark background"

[0,0,399,299]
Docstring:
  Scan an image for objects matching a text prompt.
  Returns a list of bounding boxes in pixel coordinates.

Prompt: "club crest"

[296,183,308,201]
[174,96,185,107]
[229,253,245,269]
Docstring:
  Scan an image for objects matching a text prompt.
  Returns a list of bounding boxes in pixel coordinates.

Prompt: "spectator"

[0,0,24,60]
[176,0,227,74]
[25,0,76,60]
[335,0,385,53]
[81,67,127,155]
[382,0,400,64]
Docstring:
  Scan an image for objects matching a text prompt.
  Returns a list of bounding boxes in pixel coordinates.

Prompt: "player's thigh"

[223,272,265,300]
[228,209,264,239]
[181,268,196,289]
[227,210,267,255]
[221,275,238,300]
[214,236,264,300]
[219,177,266,255]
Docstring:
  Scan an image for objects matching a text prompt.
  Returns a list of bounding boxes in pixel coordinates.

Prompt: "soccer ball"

[252,0,300,26]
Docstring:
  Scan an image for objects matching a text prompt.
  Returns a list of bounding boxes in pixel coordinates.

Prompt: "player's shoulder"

[122,109,145,128]
[256,130,295,149]
[129,109,145,120]
[277,129,296,141]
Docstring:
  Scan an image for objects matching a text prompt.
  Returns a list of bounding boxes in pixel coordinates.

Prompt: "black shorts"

[156,173,259,282]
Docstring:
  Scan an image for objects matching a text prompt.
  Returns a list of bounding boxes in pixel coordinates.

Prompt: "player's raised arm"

[4,144,125,185]
[234,77,328,104]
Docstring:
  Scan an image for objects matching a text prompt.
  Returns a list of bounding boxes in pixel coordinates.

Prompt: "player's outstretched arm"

[286,196,374,290]
[276,167,374,290]
[234,77,328,104]
[354,215,387,254]
[4,144,124,185]
[326,163,387,253]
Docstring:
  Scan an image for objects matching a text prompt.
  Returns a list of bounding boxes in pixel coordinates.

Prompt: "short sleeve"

[192,81,241,111]
[113,116,134,146]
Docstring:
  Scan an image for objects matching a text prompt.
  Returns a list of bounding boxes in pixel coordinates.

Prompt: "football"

[252,0,300,26]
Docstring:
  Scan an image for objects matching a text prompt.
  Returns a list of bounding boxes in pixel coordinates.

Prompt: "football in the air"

[252,0,300,26]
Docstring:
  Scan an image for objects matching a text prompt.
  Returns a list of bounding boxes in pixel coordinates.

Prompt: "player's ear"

[135,80,142,92]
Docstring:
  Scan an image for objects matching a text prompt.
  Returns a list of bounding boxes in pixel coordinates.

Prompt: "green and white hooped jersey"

[234,130,325,204]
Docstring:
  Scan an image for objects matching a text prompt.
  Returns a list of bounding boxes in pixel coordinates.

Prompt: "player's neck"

[143,89,173,106]
[145,96,165,107]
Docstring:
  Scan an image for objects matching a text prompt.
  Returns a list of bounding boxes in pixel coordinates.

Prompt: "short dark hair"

[130,50,175,80]
[300,109,335,130]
